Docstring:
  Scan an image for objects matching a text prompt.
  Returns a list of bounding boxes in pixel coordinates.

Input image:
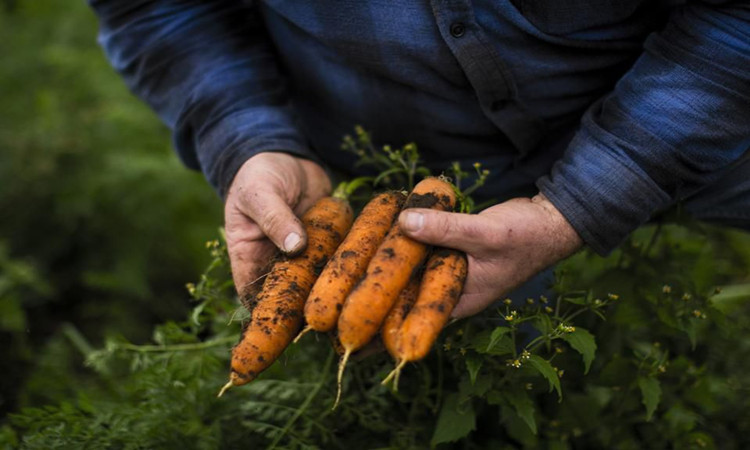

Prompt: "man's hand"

[398,194,583,318]
[224,152,331,294]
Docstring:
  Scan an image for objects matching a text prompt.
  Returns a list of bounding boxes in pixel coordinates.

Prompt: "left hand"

[398,193,583,318]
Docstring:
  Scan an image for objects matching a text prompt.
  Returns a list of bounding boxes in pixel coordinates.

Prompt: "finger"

[225,208,279,295]
[398,209,491,254]
[451,291,494,319]
[239,187,307,254]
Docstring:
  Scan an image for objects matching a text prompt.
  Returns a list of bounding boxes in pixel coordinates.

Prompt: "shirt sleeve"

[88,0,317,198]
[536,2,750,255]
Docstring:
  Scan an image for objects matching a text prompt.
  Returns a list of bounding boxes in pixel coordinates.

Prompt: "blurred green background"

[0,0,223,417]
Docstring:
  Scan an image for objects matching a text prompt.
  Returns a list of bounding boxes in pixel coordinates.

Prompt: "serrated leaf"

[486,327,511,352]
[431,393,476,446]
[638,376,662,421]
[561,328,597,374]
[503,390,537,434]
[465,353,483,385]
[528,355,562,400]
[471,329,514,355]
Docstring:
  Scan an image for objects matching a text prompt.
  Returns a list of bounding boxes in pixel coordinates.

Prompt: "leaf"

[465,353,483,385]
[528,355,562,400]
[503,390,537,434]
[709,283,750,314]
[561,327,597,374]
[471,328,513,356]
[486,327,511,353]
[638,376,662,421]
[431,393,476,447]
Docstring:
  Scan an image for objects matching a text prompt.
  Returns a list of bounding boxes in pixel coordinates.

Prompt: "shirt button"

[449,22,466,38]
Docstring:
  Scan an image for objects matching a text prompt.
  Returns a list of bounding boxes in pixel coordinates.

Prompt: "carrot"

[297,190,406,340]
[381,275,419,360]
[382,248,468,387]
[334,176,456,407]
[218,194,353,396]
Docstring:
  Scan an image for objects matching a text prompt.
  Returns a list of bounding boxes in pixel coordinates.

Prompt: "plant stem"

[267,349,335,450]
[118,335,237,353]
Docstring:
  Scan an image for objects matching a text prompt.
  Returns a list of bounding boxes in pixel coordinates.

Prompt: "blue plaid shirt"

[90,0,750,254]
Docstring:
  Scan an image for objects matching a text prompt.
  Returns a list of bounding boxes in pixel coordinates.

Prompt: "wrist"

[531,192,584,256]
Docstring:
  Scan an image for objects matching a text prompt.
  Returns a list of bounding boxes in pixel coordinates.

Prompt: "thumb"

[398,209,487,254]
[240,188,307,254]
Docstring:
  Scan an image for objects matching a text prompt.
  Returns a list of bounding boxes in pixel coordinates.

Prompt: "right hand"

[224,152,332,295]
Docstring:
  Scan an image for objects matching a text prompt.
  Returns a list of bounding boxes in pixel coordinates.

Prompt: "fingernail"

[402,212,424,232]
[284,232,302,252]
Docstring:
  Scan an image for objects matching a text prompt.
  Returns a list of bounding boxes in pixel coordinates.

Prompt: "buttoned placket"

[429,0,546,157]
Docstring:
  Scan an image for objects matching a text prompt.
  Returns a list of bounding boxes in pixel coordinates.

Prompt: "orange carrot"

[298,191,406,339]
[334,176,456,406]
[383,248,468,387]
[381,276,419,360]
[218,195,353,396]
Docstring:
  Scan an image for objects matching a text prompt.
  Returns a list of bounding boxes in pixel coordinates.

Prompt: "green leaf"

[471,328,513,356]
[709,283,750,314]
[431,393,476,447]
[503,390,537,434]
[486,326,511,353]
[465,353,483,385]
[528,355,562,400]
[561,327,597,374]
[638,376,662,421]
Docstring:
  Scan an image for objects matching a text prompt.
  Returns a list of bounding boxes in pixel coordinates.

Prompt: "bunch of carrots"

[218,176,468,407]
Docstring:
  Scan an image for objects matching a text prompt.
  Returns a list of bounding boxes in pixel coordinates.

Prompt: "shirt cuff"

[189,109,318,199]
[536,107,672,255]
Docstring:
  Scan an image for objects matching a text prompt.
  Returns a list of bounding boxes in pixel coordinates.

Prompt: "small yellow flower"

[526,298,535,305]
[185,283,196,296]
[540,295,549,304]
[594,299,603,306]
[555,346,564,354]
[662,285,672,294]
[521,349,531,360]
[506,359,522,369]
[658,365,667,373]
[503,298,513,305]
[525,383,533,390]
[459,348,467,356]
[443,343,452,351]
[682,293,692,301]
[607,293,619,301]
[692,309,702,318]
[504,310,518,322]
[545,306,554,314]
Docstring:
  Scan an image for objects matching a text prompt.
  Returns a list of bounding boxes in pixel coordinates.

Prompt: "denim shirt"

[89,0,750,254]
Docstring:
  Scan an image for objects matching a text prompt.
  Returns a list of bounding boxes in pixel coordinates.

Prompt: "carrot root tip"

[217,379,234,398]
[333,349,351,411]
[381,360,406,391]
[293,325,312,344]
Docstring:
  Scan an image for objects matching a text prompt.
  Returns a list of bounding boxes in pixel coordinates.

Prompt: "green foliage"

[5,219,749,449]
[3,4,750,449]
[1,0,222,418]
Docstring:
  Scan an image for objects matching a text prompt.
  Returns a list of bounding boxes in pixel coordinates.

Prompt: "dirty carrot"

[381,275,419,360]
[334,176,456,407]
[218,194,353,396]
[382,248,468,388]
[297,190,406,341]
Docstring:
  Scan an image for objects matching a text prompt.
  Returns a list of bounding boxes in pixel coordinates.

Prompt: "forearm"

[89,0,316,197]
[538,2,750,254]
